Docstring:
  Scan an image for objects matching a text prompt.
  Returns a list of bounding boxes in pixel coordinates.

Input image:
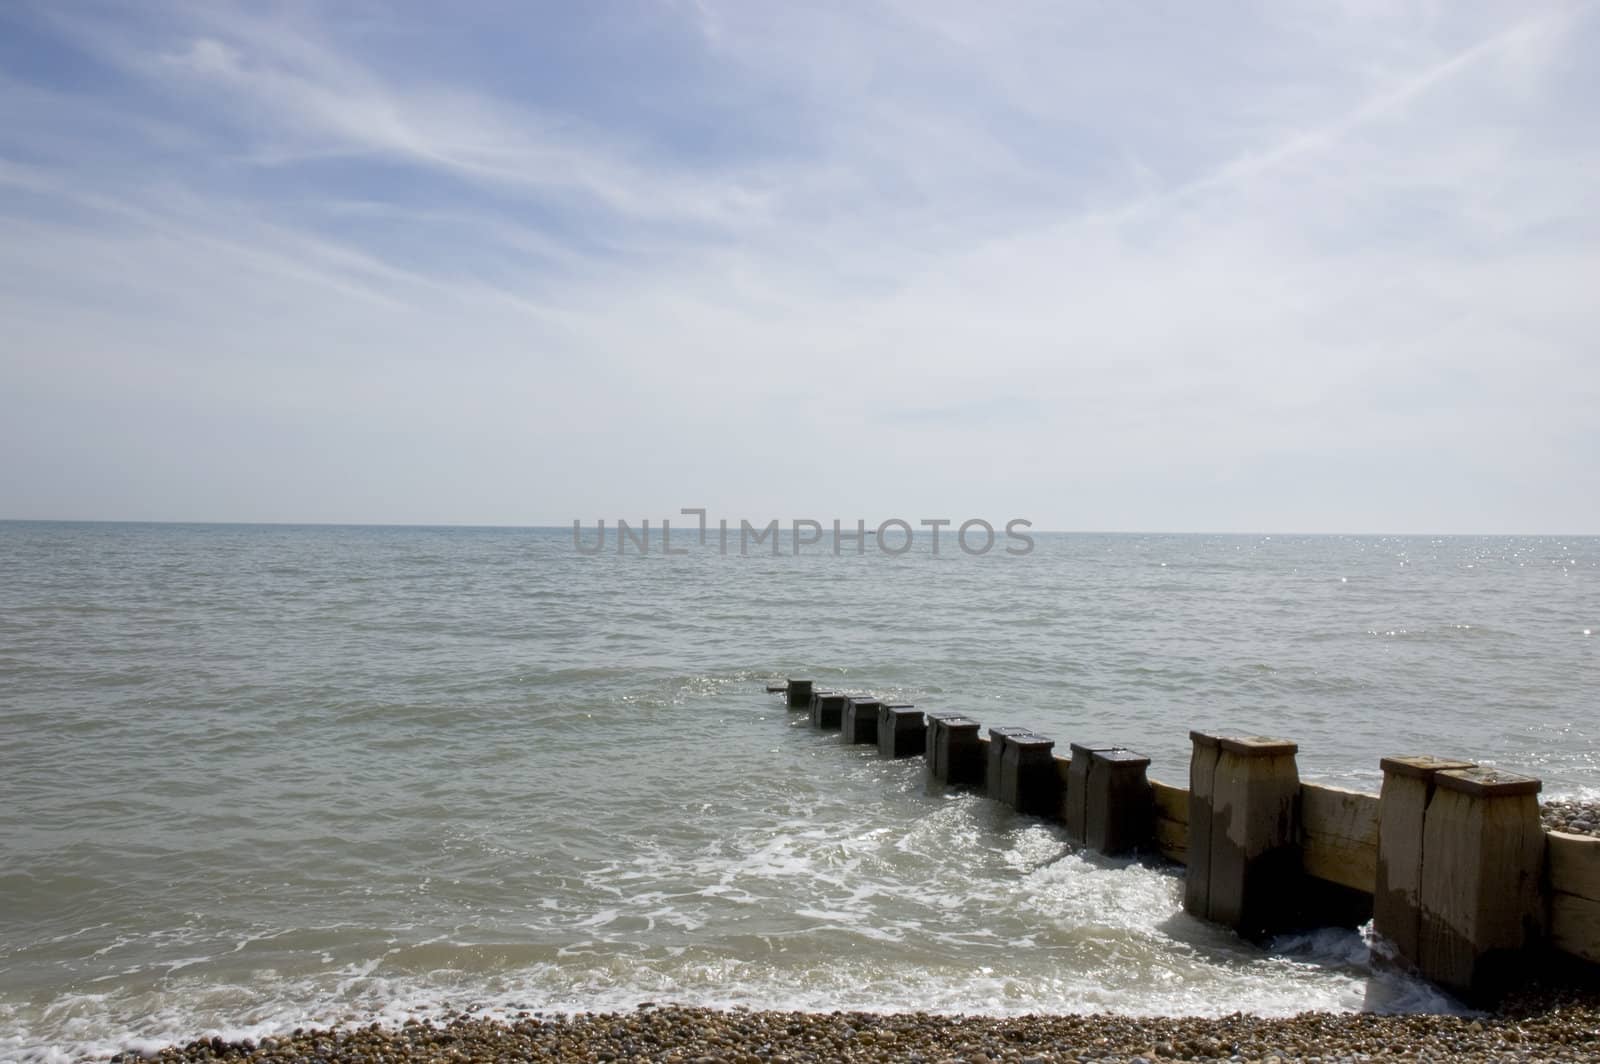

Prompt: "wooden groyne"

[769,678,1600,1006]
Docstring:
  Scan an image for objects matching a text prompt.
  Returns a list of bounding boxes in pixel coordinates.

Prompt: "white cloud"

[1,1,1597,529]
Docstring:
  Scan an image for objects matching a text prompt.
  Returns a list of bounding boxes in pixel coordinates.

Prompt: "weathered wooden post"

[877,704,925,758]
[1374,755,1477,965]
[1417,767,1545,1003]
[926,712,984,786]
[842,696,882,744]
[998,731,1059,817]
[1184,732,1302,939]
[785,679,814,710]
[1066,743,1154,855]
[1185,732,1220,917]
[1546,831,1600,967]
[1090,749,1155,854]
[987,727,1032,802]
[809,691,846,730]
[1066,743,1117,845]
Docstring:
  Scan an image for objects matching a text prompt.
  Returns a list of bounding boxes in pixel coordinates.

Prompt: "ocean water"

[1,522,1596,1062]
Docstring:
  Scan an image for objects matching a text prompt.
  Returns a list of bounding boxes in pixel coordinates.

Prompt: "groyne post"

[926,713,984,787]
[1418,767,1546,1003]
[877,704,925,758]
[785,679,814,710]
[1374,755,1477,964]
[1066,743,1117,845]
[987,727,1032,802]
[1184,733,1220,917]
[1184,732,1302,939]
[843,697,882,744]
[999,732,1059,817]
[1075,745,1155,855]
[761,676,1600,995]
[809,691,846,730]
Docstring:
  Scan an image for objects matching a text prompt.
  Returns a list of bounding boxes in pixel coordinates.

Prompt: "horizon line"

[2,518,1597,538]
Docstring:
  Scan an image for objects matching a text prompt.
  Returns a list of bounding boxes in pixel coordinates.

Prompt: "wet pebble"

[106,991,1600,1064]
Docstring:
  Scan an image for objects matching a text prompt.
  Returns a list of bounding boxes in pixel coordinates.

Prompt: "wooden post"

[1066,743,1118,845]
[877,704,924,758]
[987,727,1031,802]
[785,679,813,710]
[1184,733,1302,939]
[809,691,845,730]
[926,713,984,786]
[1547,832,1600,966]
[1000,732,1058,817]
[1374,755,1476,966]
[1184,732,1220,917]
[842,697,882,744]
[1085,748,1154,855]
[1418,767,1545,1003]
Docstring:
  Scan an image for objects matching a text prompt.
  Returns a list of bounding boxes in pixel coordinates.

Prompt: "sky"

[1,1,1597,533]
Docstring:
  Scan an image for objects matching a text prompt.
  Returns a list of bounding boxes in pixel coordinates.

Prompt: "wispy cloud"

[0,1,1596,529]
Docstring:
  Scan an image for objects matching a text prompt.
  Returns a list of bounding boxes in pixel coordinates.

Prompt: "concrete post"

[926,713,984,786]
[785,679,814,710]
[1374,755,1476,966]
[1184,733,1302,939]
[1417,767,1545,1003]
[1000,732,1059,817]
[877,704,924,758]
[809,691,845,730]
[842,697,882,744]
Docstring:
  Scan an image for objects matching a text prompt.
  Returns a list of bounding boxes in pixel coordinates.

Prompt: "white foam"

[0,918,1476,1064]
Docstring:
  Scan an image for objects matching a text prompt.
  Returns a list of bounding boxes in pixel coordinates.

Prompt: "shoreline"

[111,989,1600,1064]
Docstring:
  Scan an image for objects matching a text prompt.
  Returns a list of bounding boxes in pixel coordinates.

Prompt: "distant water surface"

[1,523,1596,1061]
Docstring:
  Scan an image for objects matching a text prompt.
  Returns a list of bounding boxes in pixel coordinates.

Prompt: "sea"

[1,522,1596,1062]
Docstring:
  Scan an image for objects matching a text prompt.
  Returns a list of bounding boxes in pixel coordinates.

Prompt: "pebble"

[104,986,1600,1064]
[1542,797,1600,838]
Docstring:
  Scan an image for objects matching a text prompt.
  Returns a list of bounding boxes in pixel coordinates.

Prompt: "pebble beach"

[114,990,1600,1064]
[1542,798,1600,838]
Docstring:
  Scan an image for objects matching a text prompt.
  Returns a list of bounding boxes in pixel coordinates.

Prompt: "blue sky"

[1,1,1596,531]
